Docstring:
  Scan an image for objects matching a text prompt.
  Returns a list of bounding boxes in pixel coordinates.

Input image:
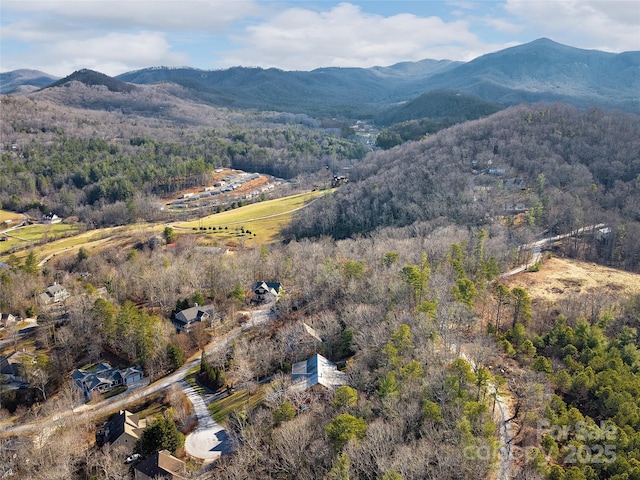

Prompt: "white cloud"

[505,0,640,51]
[2,0,261,31]
[3,31,188,76]
[220,2,511,69]
[1,1,260,75]
[481,16,524,35]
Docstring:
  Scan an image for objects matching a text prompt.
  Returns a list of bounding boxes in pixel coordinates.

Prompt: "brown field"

[502,256,640,323]
[504,256,640,300]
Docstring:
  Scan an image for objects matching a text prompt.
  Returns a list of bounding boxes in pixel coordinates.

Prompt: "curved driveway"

[181,381,232,461]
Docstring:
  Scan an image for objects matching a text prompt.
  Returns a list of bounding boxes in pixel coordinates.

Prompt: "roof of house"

[45,283,67,296]
[104,410,146,444]
[73,362,142,393]
[253,281,281,293]
[120,366,144,380]
[173,304,215,326]
[0,351,33,377]
[291,354,347,392]
[134,450,185,480]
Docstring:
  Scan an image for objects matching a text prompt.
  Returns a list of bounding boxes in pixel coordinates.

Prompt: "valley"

[0,38,639,480]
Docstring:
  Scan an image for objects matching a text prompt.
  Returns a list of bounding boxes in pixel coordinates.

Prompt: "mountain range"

[1,38,638,118]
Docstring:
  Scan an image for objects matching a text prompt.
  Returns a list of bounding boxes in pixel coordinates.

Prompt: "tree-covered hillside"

[0,92,366,226]
[288,104,640,271]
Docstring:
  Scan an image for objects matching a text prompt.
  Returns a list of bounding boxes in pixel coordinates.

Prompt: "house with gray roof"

[39,283,70,305]
[252,281,282,304]
[72,362,143,399]
[172,304,217,332]
[134,450,186,480]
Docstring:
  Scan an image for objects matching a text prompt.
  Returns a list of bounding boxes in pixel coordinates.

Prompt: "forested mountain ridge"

[113,59,459,117]
[46,69,137,93]
[3,39,638,117]
[408,38,640,113]
[288,103,640,271]
[110,39,640,116]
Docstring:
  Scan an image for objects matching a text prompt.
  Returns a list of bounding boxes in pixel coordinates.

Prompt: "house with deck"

[72,362,143,399]
[39,283,70,305]
[252,281,282,304]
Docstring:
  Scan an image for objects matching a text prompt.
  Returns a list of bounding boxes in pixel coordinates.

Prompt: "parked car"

[125,454,141,464]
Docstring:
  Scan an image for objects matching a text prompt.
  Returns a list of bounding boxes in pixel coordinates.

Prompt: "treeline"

[375,89,502,149]
[288,104,640,271]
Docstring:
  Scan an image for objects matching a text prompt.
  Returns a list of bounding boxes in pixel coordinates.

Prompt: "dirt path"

[457,349,513,480]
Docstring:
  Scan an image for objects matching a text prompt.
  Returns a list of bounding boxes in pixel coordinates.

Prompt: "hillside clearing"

[502,256,640,319]
[174,190,327,245]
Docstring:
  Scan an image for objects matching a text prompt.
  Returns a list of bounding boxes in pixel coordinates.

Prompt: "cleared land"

[0,223,80,255]
[503,256,640,319]
[174,190,327,245]
[0,210,23,224]
[0,190,326,263]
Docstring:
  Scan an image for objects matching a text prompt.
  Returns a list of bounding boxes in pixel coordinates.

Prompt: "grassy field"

[0,223,163,263]
[0,190,325,263]
[0,209,23,224]
[0,223,80,255]
[174,190,327,245]
[208,387,265,425]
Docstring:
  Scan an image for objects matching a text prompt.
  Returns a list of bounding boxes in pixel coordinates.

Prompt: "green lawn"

[208,387,265,425]
[0,223,79,255]
[176,190,327,244]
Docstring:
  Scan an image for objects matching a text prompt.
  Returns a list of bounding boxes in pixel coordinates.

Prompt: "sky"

[1,0,639,77]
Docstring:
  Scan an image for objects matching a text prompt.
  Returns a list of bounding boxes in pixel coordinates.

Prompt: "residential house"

[72,362,143,399]
[503,178,527,190]
[39,283,70,305]
[41,213,61,224]
[134,450,186,480]
[172,304,217,332]
[291,354,347,397]
[252,281,282,304]
[0,351,32,383]
[97,410,146,450]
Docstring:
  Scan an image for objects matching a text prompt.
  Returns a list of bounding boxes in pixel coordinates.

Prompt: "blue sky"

[1,1,639,77]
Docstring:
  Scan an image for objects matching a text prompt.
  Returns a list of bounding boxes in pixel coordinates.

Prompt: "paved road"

[499,224,605,279]
[0,305,274,438]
